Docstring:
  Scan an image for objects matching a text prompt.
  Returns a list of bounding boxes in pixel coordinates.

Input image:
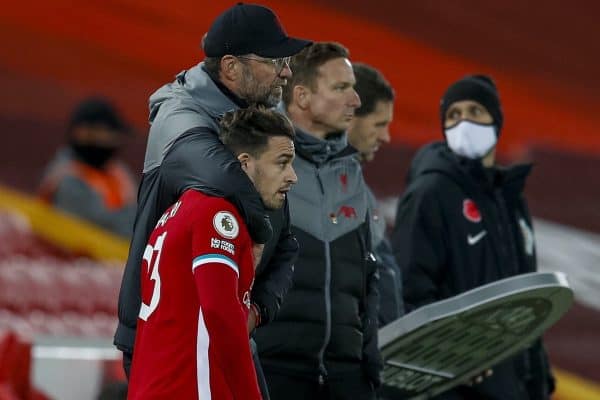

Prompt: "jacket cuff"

[113,322,137,353]
[250,303,262,328]
[252,299,272,326]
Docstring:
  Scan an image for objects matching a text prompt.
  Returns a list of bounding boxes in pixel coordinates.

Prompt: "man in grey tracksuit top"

[254,42,381,400]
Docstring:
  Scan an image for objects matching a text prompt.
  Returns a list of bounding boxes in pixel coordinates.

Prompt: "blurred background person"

[391,75,554,399]
[38,97,136,238]
[347,62,404,327]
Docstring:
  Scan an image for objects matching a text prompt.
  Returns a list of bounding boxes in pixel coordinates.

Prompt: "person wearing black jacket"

[391,75,554,399]
[113,3,311,388]
[347,62,404,327]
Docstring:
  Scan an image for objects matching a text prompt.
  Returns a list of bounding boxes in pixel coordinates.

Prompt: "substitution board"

[378,272,573,399]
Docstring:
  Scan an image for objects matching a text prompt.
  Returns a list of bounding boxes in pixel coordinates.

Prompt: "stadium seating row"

[0,261,121,317]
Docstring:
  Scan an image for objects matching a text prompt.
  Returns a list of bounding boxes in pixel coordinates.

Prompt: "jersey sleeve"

[190,196,261,400]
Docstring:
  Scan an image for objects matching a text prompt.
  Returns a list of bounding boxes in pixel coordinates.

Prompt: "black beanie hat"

[440,74,503,134]
[68,97,129,133]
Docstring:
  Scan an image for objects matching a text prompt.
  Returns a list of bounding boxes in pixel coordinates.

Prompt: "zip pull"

[367,252,376,263]
[318,373,326,386]
[318,364,328,386]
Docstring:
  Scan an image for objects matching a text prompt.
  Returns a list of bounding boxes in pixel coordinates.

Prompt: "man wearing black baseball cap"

[203,3,310,59]
[115,3,311,396]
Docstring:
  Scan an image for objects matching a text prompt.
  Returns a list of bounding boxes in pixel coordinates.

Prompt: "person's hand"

[465,369,493,386]
[247,303,261,334]
[247,307,258,335]
[252,243,264,270]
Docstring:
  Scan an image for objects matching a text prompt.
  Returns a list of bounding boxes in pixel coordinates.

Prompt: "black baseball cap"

[203,3,312,58]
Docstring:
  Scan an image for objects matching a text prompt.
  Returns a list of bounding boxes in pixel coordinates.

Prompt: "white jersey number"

[139,232,167,321]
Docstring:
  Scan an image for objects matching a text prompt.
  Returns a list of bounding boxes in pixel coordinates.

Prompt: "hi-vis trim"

[192,254,239,276]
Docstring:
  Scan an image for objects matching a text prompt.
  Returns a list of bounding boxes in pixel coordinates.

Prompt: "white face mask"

[444,120,497,159]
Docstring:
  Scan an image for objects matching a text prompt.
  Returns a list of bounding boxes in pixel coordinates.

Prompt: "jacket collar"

[294,126,354,165]
[148,62,240,124]
[178,62,241,119]
[410,141,532,196]
[201,65,249,109]
[456,152,532,195]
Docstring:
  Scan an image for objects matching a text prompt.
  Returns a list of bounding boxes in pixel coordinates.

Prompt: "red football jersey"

[128,190,261,400]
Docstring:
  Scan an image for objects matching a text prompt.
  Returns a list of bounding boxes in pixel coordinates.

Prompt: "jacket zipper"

[315,166,329,384]
[317,241,332,384]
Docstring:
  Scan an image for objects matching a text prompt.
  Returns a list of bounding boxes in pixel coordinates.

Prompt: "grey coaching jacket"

[114,63,298,358]
[255,129,382,386]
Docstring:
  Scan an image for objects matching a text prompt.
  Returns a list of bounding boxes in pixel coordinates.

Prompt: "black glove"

[364,359,383,389]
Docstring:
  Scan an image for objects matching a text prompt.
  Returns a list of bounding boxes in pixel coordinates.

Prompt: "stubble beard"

[239,67,282,108]
[254,167,283,210]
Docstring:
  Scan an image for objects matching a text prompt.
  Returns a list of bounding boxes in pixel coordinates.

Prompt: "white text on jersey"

[156,200,182,228]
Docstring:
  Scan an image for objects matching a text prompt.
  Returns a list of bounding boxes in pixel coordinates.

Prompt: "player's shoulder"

[181,189,238,215]
[182,190,247,239]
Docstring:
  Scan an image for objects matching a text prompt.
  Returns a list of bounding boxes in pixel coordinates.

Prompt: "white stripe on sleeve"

[192,254,239,277]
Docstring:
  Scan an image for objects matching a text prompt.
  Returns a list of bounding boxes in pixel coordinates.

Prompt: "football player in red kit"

[128,107,297,400]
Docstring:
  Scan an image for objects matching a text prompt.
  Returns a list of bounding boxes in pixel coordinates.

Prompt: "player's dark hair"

[353,63,395,117]
[219,107,295,157]
[282,42,349,107]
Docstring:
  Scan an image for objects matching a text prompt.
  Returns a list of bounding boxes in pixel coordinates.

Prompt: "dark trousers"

[250,339,271,400]
[264,368,376,400]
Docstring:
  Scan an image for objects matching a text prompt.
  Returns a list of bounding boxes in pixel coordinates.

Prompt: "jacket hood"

[408,141,532,195]
[148,62,238,124]
[294,127,355,165]
[274,101,356,165]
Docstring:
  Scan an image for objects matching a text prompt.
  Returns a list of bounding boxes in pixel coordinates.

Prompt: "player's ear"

[220,55,240,82]
[295,85,311,109]
[237,153,251,170]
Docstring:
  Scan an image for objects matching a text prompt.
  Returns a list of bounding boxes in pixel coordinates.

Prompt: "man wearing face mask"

[39,97,137,238]
[391,75,555,399]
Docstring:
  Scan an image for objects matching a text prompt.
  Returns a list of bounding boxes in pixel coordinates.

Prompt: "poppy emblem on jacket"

[463,199,482,223]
